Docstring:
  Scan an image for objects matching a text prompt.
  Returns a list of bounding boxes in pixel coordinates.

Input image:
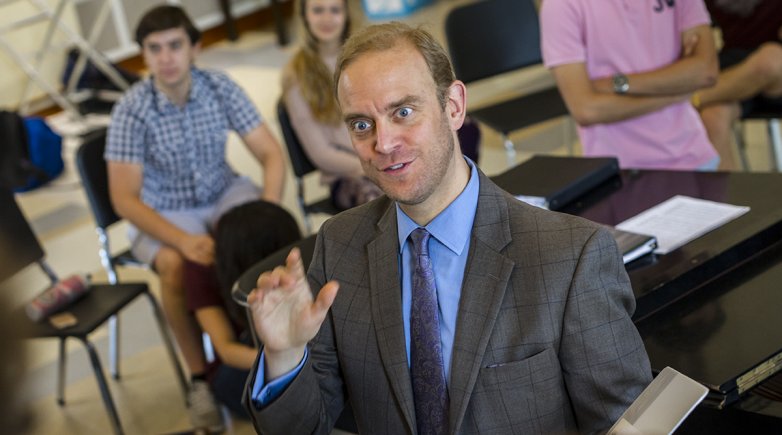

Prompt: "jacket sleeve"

[559,226,652,434]
[243,226,346,434]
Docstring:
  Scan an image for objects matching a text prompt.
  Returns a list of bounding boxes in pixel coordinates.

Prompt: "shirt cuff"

[250,347,308,408]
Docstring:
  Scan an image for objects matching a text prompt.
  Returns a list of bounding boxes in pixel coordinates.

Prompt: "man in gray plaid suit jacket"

[243,22,652,434]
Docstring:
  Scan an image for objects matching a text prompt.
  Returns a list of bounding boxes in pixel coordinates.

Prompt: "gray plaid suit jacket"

[246,170,652,434]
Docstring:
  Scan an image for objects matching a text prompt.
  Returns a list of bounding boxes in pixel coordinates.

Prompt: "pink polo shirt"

[541,0,717,170]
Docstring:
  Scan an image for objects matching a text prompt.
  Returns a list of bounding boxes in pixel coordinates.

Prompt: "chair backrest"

[235,234,318,307]
[0,188,46,283]
[75,128,120,230]
[277,99,317,178]
[445,0,542,83]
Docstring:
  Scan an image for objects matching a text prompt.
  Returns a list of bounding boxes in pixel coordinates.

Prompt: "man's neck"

[401,155,471,226]
[156,72,192,107]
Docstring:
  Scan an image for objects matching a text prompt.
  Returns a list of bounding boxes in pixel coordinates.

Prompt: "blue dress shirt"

[251,158,480,407]
[395,159,479,381]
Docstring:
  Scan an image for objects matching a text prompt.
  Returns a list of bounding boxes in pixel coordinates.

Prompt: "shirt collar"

[152,66,202,112]
[396,157,480,255]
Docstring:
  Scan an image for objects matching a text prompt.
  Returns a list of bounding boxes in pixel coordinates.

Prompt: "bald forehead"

[336,40,429,98]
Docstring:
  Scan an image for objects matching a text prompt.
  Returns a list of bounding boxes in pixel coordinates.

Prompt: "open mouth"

[383,160,411,173]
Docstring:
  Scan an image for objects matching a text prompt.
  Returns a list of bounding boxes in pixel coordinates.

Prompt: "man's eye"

[351,120,372,132]
[398,107,413,118]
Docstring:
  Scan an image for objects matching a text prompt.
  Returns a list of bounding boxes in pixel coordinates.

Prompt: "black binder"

[605,226,657,265]
[492,155,620,210]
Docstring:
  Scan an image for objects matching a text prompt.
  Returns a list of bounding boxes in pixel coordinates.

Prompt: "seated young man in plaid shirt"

[105,5,285,431]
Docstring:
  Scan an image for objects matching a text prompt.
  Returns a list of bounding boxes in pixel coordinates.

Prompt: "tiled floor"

[7,0,779,433]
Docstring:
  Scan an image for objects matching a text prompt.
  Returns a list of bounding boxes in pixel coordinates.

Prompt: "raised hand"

[248,247,339,379]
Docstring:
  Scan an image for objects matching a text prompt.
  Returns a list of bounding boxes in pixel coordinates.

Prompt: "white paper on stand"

[616,195,749,255]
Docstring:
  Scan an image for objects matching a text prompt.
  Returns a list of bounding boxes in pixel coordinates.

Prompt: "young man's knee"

[750,42,782,81]
[700,104,738,132]
[155,247,185,281]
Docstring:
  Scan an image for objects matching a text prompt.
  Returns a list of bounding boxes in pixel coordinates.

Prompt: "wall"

[0,0,269,113]
[0,0,81,110]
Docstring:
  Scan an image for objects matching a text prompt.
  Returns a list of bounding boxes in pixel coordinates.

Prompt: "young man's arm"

[242,124,286,204]
[551,63,688,126]
[107,161,214,265]
[552,24,717,127]
[592,25,718,95]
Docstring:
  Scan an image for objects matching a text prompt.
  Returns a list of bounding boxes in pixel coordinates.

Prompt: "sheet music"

[616,195,750,255]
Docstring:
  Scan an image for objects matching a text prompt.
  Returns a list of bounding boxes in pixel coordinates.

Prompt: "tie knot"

[410,228,431,258]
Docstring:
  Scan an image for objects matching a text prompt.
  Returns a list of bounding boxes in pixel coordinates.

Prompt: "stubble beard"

[367,114,455,207]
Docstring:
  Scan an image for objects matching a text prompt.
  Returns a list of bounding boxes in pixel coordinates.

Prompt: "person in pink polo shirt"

[541,0,720,170]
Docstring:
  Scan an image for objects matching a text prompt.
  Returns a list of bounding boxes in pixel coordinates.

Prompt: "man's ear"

[445,80,467,131]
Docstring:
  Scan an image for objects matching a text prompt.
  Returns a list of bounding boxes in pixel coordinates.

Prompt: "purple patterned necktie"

[410,228,449,435]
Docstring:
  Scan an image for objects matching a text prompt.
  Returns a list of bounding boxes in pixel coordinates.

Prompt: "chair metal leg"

[57,337,67,405]
[768,119,782,172]
[295,178,314,234]
[302,211,314,235]
[80,338,124,435]
[502,134,516,167]
[144,291,189,399]
[733,121,751,172]
[109,315,120,379]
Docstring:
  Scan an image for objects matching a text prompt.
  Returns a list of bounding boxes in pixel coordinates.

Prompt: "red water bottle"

[26,274,90,322]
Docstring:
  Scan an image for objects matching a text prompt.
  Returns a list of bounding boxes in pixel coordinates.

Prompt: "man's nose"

[159,47,173,63]
[374,122,401,154]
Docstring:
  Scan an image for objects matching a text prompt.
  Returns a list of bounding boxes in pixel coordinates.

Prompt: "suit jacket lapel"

[449,173,515,433]
[367,203,417,433]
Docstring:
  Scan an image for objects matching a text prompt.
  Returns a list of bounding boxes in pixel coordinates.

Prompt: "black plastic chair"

[445,0,570,165]
[74,128,187,393]
[277,99,340,234]
[0,187,186,435]
[75,128,146,379]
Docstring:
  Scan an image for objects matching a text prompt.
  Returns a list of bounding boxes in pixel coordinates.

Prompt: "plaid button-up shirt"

[105,67,262,211]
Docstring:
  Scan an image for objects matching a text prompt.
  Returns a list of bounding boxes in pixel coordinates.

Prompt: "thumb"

[312,281,340,316]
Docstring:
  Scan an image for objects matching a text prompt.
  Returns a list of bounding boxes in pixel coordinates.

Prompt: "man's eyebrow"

[342,113,365,124]
[385,95,421,112]
[342,95,422,123]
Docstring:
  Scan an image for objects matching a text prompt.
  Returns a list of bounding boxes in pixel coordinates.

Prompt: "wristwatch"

[612,73,630,94]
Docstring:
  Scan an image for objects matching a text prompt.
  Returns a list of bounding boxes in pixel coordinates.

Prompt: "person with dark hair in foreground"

[184,200,301,419]
[105,5,286,431]
[243,22,651,434]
